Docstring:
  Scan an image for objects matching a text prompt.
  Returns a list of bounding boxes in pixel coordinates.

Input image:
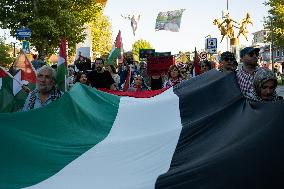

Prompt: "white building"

[252,29,270,47]
[252,29,284,73]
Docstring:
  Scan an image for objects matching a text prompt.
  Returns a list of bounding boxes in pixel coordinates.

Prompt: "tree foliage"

[0,0,103,56]
[264,0,284,47]
[175,51,191,64]
[132,39,153,61]
[90,11,112,58]
[0,38,13,68]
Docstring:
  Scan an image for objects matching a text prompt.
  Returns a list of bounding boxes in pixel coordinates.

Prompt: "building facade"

[252,29,284,73]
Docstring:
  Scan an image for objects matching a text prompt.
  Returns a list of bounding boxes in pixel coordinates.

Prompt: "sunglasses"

[248,51,259,57]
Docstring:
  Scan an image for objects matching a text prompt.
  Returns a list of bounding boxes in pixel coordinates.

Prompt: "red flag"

[194,47,201,76]
[13,51,37,84]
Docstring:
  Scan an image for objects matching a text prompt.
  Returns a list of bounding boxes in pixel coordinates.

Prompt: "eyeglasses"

[248,51,259,57]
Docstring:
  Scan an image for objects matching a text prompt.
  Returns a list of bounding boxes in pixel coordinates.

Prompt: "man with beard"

[22,66,63,111]
[87,58,116,90]
[236,47,260,98]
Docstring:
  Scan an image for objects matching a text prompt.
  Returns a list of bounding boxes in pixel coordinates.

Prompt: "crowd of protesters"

[22,46,283,111]
[68,48,283,101]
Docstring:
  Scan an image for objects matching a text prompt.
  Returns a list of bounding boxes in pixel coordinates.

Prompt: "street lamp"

[11,42,16,58]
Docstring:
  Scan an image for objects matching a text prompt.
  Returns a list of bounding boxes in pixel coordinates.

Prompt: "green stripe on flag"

[56,63,67,91]
[0,84,120,189]
[107,48,121,65]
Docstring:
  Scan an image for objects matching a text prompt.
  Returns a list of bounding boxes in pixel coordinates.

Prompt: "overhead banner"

[155,9,185,32]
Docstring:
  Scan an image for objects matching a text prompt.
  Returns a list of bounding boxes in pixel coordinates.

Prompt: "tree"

[264,0,284,47]
[0,0,103,57]
[132,39,153,61]
[0,38,13,68]
[90,11,112,58]
[175,51,191,64]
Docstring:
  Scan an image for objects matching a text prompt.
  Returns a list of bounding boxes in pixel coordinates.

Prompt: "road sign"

[16,28,32,39]
[22,41,30,54]
[206,38,217,54]
[199,52,207,60]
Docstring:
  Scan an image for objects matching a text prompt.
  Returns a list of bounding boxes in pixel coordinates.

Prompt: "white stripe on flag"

[13,71,22,96]
[13,70,29,96]
[26,88,182,189]
[0,78,2,90]
[58,56,65,66]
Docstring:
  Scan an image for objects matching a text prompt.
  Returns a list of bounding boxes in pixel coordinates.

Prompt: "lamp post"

[226,0,229,51]
[11,42,16,58]
[226,0,229,10]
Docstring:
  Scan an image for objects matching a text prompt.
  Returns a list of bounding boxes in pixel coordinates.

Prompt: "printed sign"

[147,55,175,76]
[22,41,30,54]
[155,9,185,32]
[16,28,32,39]
[206,38,217,54]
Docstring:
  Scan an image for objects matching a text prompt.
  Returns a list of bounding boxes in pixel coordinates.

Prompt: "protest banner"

[139,49,155,60]
[147,55,175,76]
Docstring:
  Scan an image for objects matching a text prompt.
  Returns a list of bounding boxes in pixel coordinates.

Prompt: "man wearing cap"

[220,51,238,72]
[236,47,260,98]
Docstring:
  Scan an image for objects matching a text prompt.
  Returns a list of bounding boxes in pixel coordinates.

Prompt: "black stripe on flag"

[156,70,284,189]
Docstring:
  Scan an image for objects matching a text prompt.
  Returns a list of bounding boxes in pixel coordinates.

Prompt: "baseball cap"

[240,47,260,58]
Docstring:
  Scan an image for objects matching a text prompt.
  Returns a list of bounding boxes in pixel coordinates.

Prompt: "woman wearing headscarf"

[163,65,184,88]
[247,67,283,102]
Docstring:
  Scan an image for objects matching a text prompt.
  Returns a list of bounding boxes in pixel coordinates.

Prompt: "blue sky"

[104,0,269,54]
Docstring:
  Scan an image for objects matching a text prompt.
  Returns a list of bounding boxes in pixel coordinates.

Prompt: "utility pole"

[227,0,229,10]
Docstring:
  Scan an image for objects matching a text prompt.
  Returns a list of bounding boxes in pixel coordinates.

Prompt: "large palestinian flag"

[1,70,284,189]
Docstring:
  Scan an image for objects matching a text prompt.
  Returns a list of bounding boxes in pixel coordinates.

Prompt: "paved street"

[276,85,284,97]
